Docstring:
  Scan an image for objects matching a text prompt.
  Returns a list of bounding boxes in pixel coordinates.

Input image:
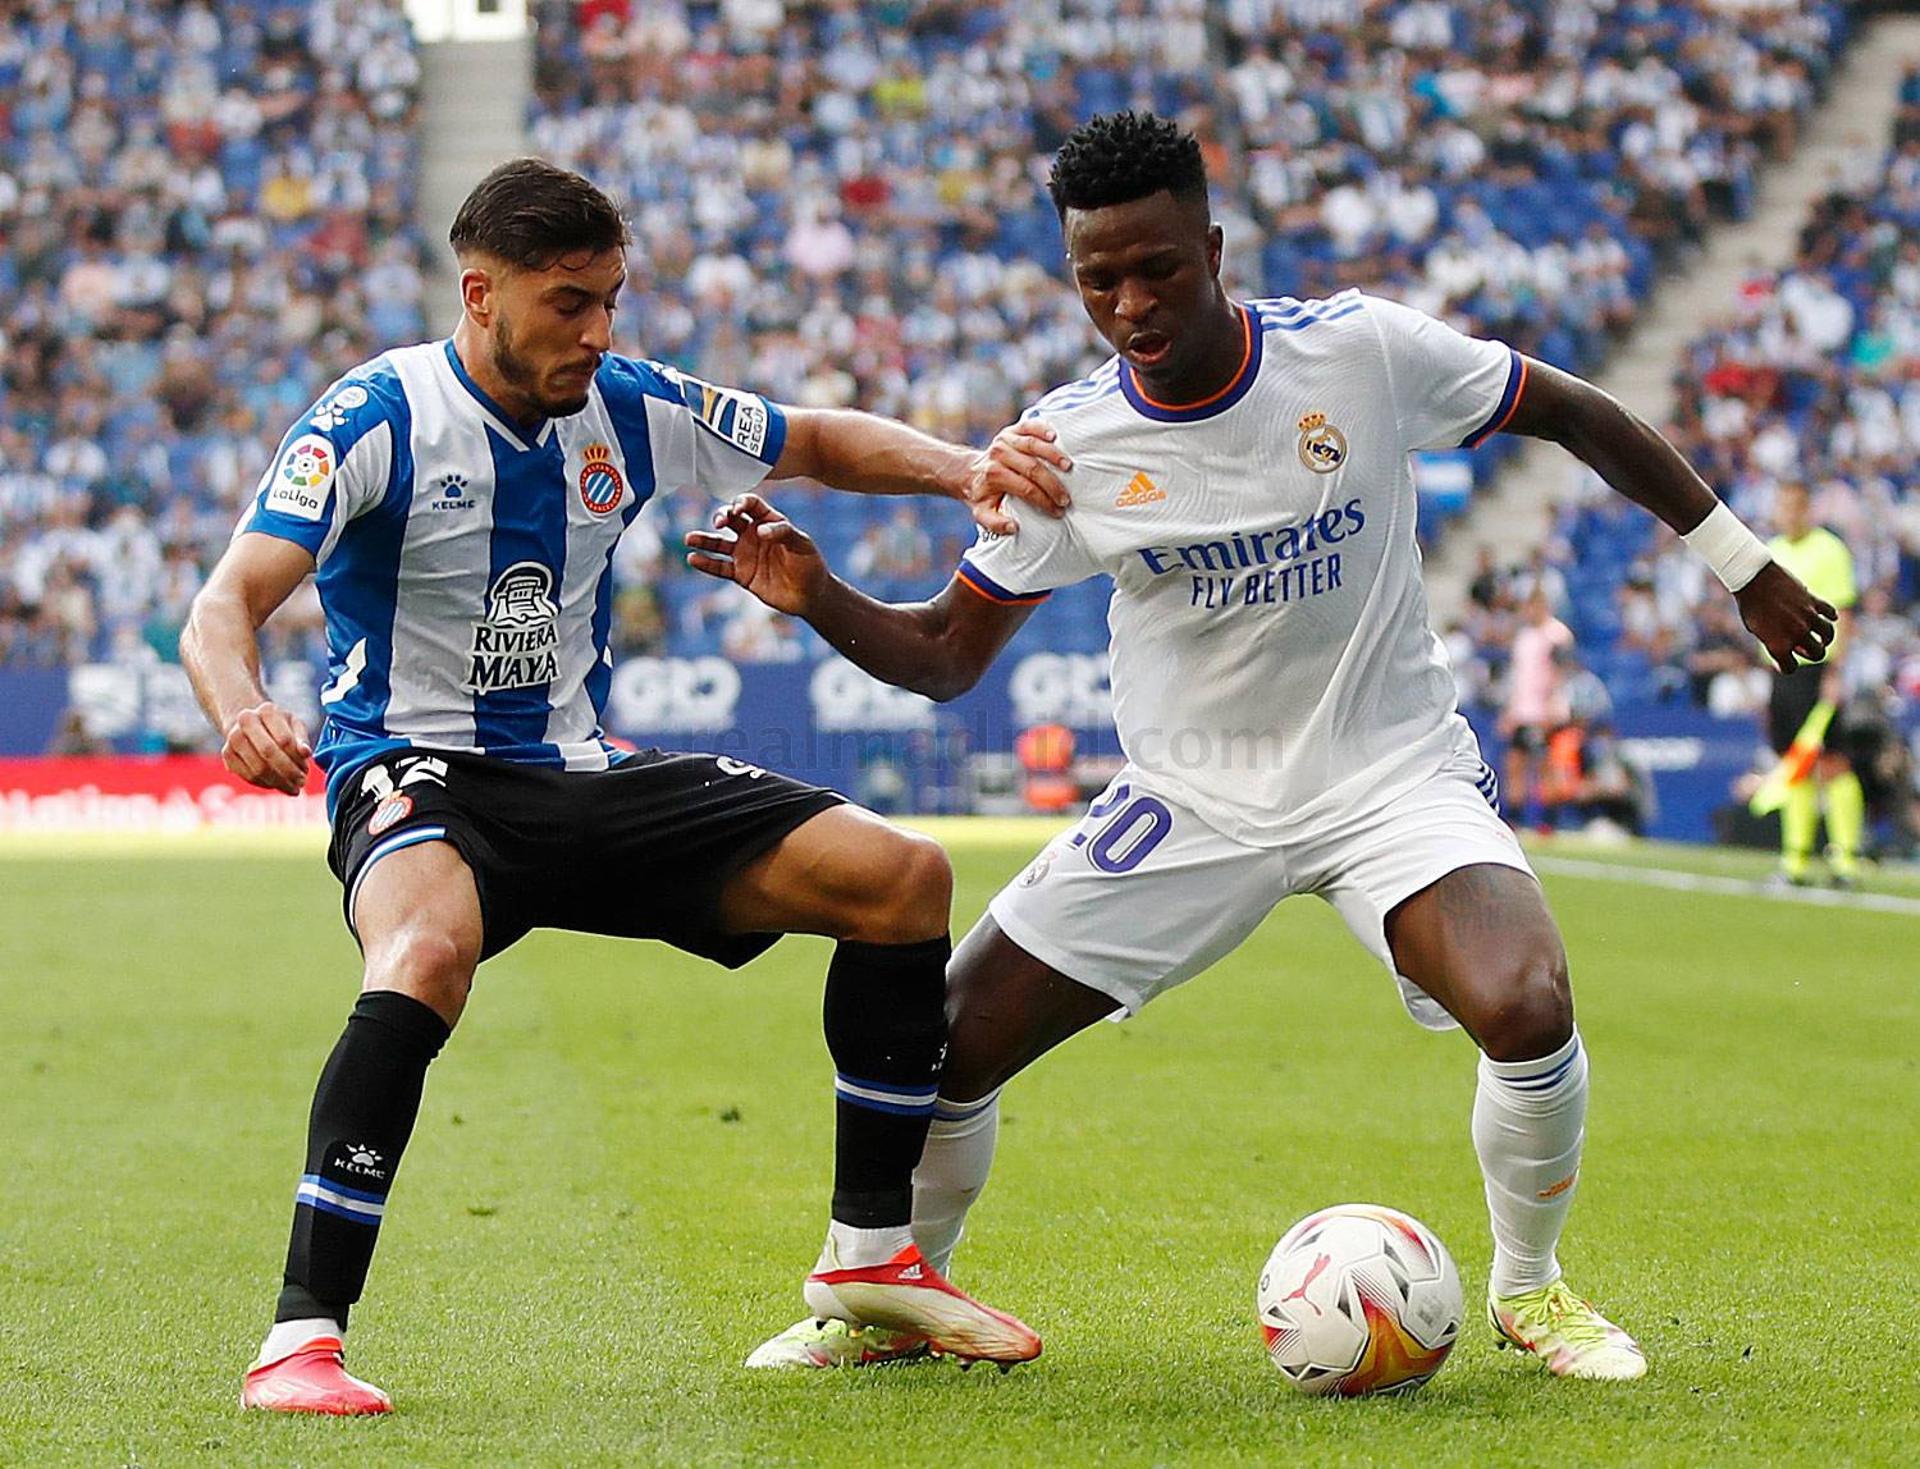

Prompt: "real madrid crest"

[1297,412,1347,474]
[578,442,625,515]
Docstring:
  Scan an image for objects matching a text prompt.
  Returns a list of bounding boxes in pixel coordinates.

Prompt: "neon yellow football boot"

[743,1316,931,1369]
[1489,1279,1647,1381]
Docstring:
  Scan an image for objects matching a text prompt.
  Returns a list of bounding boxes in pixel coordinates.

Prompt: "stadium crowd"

[0,0,426,670]
[1452,62,1920,849]
[0,0,1872,702]
[531,0,1854,663]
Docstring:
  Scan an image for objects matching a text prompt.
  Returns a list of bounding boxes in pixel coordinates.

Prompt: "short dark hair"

[449,158,630,269]
[1046,111,1208,219]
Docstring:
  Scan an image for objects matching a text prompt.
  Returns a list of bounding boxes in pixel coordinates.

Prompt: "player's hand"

[960,419,1073,535]
[221,701,312,795]
[1734,561,1837,673]
[685,493,827,616]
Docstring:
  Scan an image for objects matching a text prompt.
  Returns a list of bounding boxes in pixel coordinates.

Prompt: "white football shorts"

[986,754,1534,1031]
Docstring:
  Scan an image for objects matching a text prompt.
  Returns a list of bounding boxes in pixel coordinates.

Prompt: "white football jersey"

[959,291,1525,847]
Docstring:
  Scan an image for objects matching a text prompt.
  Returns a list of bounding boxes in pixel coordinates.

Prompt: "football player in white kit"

[693,113,1836,1379]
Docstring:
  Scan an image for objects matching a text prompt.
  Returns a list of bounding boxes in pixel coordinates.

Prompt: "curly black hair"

[1046,110,1209,219]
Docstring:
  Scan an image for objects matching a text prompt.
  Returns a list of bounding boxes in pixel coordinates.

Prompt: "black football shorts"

[327,747,844,964]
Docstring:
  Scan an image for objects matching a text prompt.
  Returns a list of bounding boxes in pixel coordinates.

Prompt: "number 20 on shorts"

[1070,783,1174,874]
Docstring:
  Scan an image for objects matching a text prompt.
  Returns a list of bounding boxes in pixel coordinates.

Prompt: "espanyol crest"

[578,442,625,515]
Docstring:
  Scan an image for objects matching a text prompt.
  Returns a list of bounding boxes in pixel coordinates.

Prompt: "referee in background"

[1766,481,1862,886]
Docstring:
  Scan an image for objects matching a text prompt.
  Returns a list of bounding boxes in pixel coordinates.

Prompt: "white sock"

[1473,1029,1588,1297]
[257,1316,341,1366]
[910,1090,1002,1276]
[814,1219,914,1272]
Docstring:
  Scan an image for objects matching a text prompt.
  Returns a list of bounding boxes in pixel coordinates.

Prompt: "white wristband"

[1682,501,1771,592]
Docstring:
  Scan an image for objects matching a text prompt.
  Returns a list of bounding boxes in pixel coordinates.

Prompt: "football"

[1256,1203,1463,1397]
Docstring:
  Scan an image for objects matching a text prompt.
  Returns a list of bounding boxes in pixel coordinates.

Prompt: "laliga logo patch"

[1296,412,1348,474]
[578,442,625,515]
[265,433,336,520]
[367,792,413,837]
[282,437,333,489]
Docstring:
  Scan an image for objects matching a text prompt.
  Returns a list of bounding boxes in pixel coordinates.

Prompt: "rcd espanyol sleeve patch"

[266,434,336,520]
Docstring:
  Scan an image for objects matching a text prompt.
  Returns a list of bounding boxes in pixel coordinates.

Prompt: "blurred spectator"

[521,0,1851,664]
[722,601,806,664]
[46,708,107,756]
[849,504,933,581]
[0,0,1863,691]
[1500,587,1573,828]
[0,0,427,671]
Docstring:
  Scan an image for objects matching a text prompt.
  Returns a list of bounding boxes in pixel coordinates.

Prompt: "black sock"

[275,990,451,1326]
[823,936,950,1229]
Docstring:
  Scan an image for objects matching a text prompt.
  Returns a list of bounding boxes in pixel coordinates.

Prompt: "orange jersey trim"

[1126,306,1254,413]
[955,565,1050,605]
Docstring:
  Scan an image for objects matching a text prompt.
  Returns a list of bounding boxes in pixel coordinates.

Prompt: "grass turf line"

[2,837,1915,1465]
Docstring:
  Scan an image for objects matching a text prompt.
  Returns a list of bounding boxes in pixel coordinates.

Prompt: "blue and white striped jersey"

[240,340,786,801]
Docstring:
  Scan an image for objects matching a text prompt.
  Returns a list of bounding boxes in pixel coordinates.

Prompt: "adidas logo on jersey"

[1116,470,1166,508]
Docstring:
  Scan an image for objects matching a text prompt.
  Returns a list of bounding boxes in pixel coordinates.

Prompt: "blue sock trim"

[1489,1033,1583,1090]
[834,1072,939,1115]
[294,1176,386,1224]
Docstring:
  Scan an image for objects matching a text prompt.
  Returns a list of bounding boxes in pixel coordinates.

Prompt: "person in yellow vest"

[1765,481,1862,886]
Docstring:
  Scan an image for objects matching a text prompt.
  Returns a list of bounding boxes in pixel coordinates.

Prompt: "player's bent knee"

[935,1053,1003,1106]
[848,831,952,944]
[936,990,1000,1100]
[1475,951,1573,1062]
[363,928,476,1023]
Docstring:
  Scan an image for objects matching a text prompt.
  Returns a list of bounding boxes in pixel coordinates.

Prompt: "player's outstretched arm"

[686,493,1034,700]
[770,411,1072,536]
[1502,358,1837,671]
[180,533,319,794]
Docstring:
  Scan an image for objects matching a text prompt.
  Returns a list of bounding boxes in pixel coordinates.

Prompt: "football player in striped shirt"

[690,113,1837,1380]
[184,160,1067,1412]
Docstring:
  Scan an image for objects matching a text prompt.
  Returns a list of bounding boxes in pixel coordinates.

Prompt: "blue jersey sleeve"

[239,368,402,563]
[596,354,788,498]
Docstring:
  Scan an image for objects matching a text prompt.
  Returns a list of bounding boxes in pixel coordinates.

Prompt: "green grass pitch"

[3,825,1915,1466]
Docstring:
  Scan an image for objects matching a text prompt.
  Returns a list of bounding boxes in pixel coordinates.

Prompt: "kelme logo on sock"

[331,1143,388,1183]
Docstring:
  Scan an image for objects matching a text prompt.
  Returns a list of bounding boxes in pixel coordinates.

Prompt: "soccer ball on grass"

[1256,1203,1462,1397]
